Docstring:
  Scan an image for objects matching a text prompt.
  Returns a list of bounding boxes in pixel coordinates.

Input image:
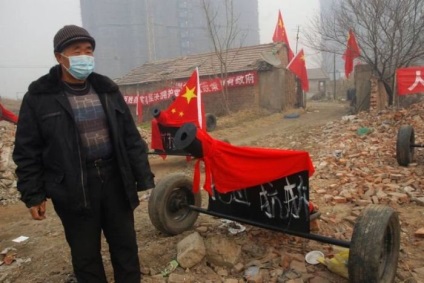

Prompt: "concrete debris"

[0,122,19,205]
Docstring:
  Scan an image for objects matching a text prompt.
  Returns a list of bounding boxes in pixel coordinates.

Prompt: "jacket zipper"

[67,93,88,208]
[59,91,88,208]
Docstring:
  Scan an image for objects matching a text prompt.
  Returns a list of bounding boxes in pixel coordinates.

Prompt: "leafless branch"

[304,0,424,83]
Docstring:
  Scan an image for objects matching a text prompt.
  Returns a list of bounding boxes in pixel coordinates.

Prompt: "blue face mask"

[61,54,95,80]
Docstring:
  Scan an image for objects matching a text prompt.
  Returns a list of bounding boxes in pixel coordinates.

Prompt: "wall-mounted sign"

[124,71,257,105]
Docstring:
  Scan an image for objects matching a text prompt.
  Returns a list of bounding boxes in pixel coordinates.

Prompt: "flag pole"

[295,26,299,53]
[392,72,397,109]
[333,52,336,100]
[196,67,203,129]
[294,26,305,108]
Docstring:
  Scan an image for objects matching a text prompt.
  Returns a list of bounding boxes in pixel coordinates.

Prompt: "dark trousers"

[54,159,141,283]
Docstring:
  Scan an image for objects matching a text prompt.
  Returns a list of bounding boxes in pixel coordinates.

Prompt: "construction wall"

[258,68,296,111]
[369,76,389,112]
[119,80,175,122]
[119,68,298,121]
[119,74,259,121]
[353,64,388,113]
[354,64,373,112]
[202,85,258,116]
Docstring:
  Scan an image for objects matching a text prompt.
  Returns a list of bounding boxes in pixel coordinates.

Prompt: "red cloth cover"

[192,128,315,195]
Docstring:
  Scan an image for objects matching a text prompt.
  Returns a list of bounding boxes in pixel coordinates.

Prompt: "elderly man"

[13,25,154,283]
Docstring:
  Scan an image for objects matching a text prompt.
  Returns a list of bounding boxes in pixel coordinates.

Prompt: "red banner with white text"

[124,71,257,105]
[396,66,424,95]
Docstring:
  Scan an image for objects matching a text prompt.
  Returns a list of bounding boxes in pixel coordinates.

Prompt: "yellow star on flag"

[182,86,197,104]
[279,19,283,28]
[179,111,184,117]
[171,108,177,114]
[301,55,305,61]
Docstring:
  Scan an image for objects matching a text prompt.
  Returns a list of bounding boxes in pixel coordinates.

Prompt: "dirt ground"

[0,100,422,282]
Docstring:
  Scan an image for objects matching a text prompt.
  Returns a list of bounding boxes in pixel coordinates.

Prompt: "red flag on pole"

[0,102,18,124]
[135,94,142,123]
[396,66,424,95]
[151,68,205,151]
[343,29,360,78]
[287,49,309,92]
[272,10,294,62]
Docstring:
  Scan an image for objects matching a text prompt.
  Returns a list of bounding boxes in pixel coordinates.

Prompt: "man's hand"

[29,201,47,220]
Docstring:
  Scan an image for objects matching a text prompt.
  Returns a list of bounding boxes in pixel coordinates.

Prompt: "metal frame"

[188,205,350,248]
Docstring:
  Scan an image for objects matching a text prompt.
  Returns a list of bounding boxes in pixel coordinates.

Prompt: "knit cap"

[53,25,96,52]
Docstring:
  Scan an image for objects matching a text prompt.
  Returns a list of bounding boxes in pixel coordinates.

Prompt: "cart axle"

[188,205,351,248]
[411,144,424,148]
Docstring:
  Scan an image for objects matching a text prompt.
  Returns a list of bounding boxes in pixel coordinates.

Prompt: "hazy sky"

[0,0,319,99]
[259,0,320,51]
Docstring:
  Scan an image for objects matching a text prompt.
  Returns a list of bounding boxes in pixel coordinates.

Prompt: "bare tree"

[201,0,247,114]
[305,0,424,101]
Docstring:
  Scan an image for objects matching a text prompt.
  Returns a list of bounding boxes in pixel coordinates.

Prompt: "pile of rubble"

[130,103,424,283]
[0,122,19,205]
[141,102,424,282]
[309,103,424,208]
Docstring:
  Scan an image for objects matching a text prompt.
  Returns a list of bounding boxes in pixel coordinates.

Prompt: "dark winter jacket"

[13,65,155,212]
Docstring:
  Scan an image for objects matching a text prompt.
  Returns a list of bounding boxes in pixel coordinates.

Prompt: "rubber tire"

[348,205,400,283]
[206,113,217,132]
[284,113,300,119]
[396,125,414,166]
[148,173,201,235]
[148,187,165,232]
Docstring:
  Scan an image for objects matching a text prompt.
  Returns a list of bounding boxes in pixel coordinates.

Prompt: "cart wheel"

[396,125,414,166]
[206,113,217,132]
[348,205,400,283]
[148,173,201,235]
[148,186,165,232]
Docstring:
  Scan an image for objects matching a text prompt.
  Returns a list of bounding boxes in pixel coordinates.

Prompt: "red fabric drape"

[191,128,315,195]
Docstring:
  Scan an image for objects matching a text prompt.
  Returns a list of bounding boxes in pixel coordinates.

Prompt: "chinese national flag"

[151,68,205,151]
[343,29,360,78]
[0,103,18,124]
[272,10,294,62]
[396,66,424,95]
[287,49,309,92]
[135,94,142,123]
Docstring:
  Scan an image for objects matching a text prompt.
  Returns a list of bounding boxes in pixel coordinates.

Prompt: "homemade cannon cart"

[148,123,401,283]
